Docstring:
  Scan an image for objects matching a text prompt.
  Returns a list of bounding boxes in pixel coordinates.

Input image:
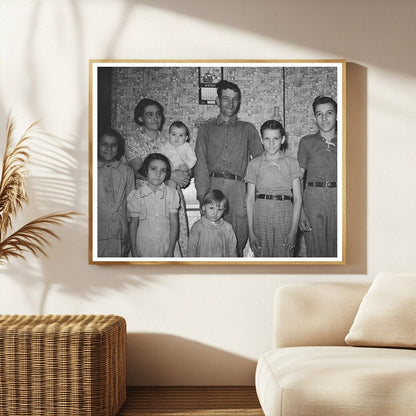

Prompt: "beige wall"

[0,0,415,385]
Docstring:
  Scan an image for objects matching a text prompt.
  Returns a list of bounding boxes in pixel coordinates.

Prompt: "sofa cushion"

[274,282,370,348]
[345,272,416,348]
[256,346,416,416]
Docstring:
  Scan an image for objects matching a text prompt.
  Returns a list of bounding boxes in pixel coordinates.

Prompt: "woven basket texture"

[0,314,126,416]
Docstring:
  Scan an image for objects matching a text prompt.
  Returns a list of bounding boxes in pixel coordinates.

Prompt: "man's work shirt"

[297,132,337,182]
[194,115,263,198]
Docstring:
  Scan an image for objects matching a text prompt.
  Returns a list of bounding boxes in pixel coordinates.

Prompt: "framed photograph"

[199,66,223,104]
[89,60,345,265]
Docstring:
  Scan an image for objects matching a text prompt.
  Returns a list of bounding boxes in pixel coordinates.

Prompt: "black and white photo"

[89,60,345,265]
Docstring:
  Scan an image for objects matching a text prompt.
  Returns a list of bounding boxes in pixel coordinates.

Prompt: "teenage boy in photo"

[297,95,338,257]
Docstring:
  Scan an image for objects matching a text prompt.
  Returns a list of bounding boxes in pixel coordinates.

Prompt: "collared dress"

[127,183,181,257]
[125,126,189,255]
[297,131,337,257]
[97,159,135,257]
[187,217,237,257]
[245,152,302,257]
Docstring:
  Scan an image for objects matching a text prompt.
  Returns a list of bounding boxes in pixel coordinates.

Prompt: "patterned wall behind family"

[110,66,337,210]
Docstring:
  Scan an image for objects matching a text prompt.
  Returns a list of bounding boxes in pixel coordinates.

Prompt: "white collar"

[139,182,167,198]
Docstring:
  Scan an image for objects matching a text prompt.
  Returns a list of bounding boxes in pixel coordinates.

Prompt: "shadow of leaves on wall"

[0,123,152,313]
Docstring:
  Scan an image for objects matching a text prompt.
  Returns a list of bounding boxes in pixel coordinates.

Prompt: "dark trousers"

[303,186,337,257]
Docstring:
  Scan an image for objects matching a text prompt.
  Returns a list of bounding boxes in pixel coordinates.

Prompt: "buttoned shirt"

[297,132,337,182]
[127,183,180,220]
[194,115,263,198]
[97,159,135,240]
[245,152,302,196]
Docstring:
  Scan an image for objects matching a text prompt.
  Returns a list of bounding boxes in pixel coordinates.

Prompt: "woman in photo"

[124,98,190,256]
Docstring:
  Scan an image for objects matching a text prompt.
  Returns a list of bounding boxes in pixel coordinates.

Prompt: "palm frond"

[0,211,79,265]
[0,117,39,238]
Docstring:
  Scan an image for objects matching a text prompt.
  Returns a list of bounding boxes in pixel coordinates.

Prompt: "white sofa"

[255,281,416,416]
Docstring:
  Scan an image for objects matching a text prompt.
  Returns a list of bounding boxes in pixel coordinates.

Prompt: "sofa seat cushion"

[256,346,416,416]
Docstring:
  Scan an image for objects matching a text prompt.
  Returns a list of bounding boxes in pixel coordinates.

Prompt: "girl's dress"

[245,152,302,257]
[127,183,181,257]
[97,160,135,257]
[125,126,189,255]
[187,217,237,257]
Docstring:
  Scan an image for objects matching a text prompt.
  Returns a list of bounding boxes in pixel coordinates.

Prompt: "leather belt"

[256,194,292,201]
[307,181,337,188]
[211,172,244,182]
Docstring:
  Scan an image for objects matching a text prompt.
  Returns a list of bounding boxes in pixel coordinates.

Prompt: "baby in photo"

[160,121,196,188]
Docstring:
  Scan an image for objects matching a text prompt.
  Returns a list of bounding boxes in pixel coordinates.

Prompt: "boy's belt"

[256,194,292,201]
[211,172,244,182]
[307,181,337,188]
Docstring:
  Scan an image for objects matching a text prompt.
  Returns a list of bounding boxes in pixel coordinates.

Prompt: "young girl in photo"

[127,153,181,257]
[245,120,302,257]
[125,99,190,256]
[187,190,237,257]
[97,128,135,257]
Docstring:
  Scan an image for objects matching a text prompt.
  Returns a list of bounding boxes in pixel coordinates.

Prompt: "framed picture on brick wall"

[89,60,345,265]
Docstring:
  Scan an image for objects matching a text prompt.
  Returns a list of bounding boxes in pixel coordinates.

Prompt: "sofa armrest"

[273,282,370,348]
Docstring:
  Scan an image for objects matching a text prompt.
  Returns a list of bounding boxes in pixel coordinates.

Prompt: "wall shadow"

[133,0,414,76]
[127,333,257,386]
[0,1,144,310]
[0,121,152,313]
[344,63,368,274]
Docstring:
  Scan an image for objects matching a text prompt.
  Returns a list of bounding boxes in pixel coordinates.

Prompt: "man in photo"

[194,80,263,256]
[298,95,338,257]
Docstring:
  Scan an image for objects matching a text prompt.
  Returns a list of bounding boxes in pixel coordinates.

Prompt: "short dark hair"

[98,127,125,160]
[312,96,337,114]
[260,119,288,151]
[133,98,165,129]
[169,121,190,142]
[216,80,241,100]
[202,189,229,216]
[138,152,171,180]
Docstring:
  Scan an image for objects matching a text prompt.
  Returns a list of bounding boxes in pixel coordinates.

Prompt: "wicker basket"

[0,314,126,416]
